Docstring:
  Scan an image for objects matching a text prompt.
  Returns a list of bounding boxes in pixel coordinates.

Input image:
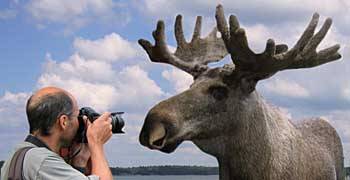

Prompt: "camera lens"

[76,107,125,143]
[111,112,125,133]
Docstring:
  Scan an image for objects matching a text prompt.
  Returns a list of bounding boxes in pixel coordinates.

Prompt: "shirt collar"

[25,134,52,151]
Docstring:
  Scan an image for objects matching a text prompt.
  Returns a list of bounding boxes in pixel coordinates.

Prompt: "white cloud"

[88,0,114,13]
[37,61,164,112]
[73,33,138,62]
[0,91,29,105]
[136,0,348,23]
[162,68,193,93]
[44,53,116,83]
[116,65,164,110]
[0,91,30,126]
[138,0,180,17]
[27,0,88,23]
[36,33,164,113]
[37,73,119,111]
[262,78,310,98]
[26,0,130,33]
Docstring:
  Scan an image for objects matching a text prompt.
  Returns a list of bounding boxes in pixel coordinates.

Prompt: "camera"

[75,107,125,143]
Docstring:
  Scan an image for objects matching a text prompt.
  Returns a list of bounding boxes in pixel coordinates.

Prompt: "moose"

[138,5,344,180]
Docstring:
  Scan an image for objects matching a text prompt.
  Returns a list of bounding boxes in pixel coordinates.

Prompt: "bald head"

[28,87,74,109]
[35,86,66,95]
[26,86,76,136]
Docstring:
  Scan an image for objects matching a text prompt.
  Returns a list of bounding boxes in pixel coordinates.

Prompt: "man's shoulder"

[23,147,70,179]
[24,146,65,173]
[25,146,61,163]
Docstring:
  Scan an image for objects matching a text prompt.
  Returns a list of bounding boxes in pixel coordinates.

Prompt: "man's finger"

[84,116,92,127]
[97,112,111,122]
[83,116,90,126]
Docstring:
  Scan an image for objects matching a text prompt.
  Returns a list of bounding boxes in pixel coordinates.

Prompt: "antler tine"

[215,5,229,42]
[295,13,319,51]
[173,14,228,67]
[279,13,320,62]
[287,44,341,69]
[191,16,202,41]
[216,5,256,68]
[175,15,187,48]
[139,15,228,78]
[138,20,201,76]
[281,14,342,70]
[215,5,341,81]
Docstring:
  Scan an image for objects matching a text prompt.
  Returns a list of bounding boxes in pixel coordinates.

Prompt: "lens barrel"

[76,107,125,143]
[111,112,125,133]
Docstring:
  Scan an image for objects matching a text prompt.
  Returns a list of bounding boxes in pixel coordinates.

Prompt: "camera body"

[75,107,125,143]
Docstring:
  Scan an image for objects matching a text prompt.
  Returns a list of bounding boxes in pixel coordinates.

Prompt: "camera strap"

[7,135,49,180]
[7,147,33,180]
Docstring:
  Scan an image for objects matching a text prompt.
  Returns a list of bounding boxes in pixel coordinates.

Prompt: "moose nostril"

[152,133,166,147]
[149,123,167,149]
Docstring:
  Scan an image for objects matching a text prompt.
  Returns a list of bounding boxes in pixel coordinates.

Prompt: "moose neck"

[193,91,296,180]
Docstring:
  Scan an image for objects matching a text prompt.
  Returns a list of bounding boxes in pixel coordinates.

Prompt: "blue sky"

[1,0,350,167]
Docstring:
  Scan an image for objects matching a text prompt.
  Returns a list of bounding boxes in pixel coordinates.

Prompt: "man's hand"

[86,112,113,148]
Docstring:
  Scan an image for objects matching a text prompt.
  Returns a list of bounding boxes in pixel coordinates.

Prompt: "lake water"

[115,175,219,180]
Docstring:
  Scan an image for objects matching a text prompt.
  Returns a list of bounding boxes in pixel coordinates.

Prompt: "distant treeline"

[0,161,218,175]
[110,165,219,175]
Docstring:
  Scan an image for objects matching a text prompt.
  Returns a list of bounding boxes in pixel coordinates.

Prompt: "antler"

[215,5,341,80]
[139,15,228,78]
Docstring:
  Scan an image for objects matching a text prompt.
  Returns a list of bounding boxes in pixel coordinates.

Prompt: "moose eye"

[207,85,228,101]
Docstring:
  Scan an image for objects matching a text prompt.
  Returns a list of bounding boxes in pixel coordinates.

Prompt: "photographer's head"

[26,87,80,148]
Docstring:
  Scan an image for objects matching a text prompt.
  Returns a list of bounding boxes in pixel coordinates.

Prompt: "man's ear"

[58,115,69,130]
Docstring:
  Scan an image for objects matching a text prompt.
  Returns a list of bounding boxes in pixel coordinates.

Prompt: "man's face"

[60,97,80,148]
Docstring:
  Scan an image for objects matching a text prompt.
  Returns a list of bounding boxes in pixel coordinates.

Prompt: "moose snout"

[139,113,169,150]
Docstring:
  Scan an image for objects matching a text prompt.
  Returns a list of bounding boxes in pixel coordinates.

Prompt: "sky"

[0,0,349,167]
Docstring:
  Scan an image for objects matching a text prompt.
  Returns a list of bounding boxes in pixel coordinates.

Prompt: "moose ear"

[239,78,258,94]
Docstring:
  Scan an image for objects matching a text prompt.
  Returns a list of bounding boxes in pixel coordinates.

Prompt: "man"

[1,86,113,180]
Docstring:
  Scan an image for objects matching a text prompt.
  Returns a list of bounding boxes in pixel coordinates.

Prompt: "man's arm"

[86,112,113,180]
